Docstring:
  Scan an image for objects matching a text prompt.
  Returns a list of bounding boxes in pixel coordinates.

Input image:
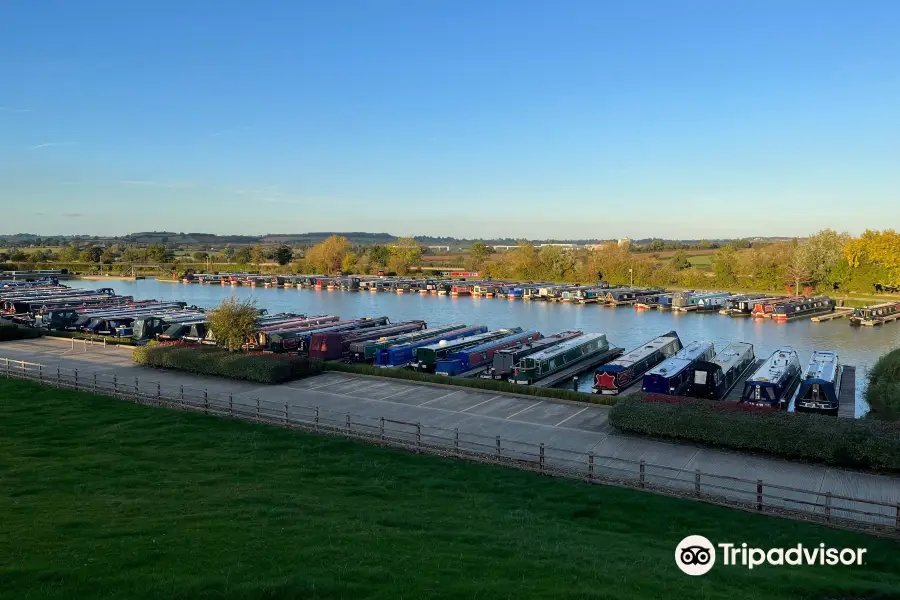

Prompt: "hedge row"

[44,330,136,346]
[865,348,900,421]
[323,362,614,405]
[133,344,323,384]
[0,324,42,342]
[609,394,900,471]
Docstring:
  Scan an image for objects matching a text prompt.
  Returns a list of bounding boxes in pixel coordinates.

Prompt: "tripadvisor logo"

[675,535,867,576]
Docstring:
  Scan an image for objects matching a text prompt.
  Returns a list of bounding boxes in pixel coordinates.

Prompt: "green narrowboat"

[412,328,522,372]
[512,333,609,385]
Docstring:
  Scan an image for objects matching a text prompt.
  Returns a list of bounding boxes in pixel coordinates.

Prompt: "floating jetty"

[530,346,624,389]
[838,366,857,419]
[811,308,854,323]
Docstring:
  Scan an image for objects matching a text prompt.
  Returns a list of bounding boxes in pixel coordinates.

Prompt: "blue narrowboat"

[686,342,756,400]
[435,330,542,376]
[740,348,802,408]
[641,340,716,396]
[374,325,487,367]
[794,351,843,416]
[593,331,682,394]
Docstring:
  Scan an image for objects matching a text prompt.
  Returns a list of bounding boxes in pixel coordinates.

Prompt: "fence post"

[756,480,763,511]
[180,385,184,402]
[380,417,385,441]
[588,452,594,481]
[346,413,351,436]
[74,369,79,390]
[134,377,139,399]
[694,470,701,496]
[156,382,161,402]
[495,436,501,458]
[895,505,900,532]
[229,394,233,415]
[93,372,97,391]
[315,407,319,432]
[113,374,118,394]
[639,460,646,488]
[56,365,60,384]
[539,443,545,473]
[284,403,289,425]
[21,361,26,377]
[38,364,42,383]
[256,398,260,422]
[416,423,422,449]
[824,493,832,521]
[454,428,459,454]
[204,390,209,413]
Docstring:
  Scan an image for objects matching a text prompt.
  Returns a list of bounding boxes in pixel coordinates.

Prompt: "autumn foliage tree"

[305,235,351,273]
[206,296,258,351]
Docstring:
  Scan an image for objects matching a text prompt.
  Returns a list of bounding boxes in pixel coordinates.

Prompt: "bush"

[133,344,322,384]
[0,324,42,342]
[44,330,136,346]
[609,394,900,471]
[322,362,614,405]
[866,348,900,421]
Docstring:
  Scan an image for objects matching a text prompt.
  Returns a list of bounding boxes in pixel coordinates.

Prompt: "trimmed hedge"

[609,394,900,471]
[133,344,323,384]
[865,348,900,421]
[0,324,42,342]
[323,362,614,405]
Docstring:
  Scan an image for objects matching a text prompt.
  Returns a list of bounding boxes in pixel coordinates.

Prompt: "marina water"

[70,279,900,414]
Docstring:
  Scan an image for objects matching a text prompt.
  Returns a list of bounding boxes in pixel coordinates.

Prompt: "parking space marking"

[376,388,416,402]
[506,401,541,419]
[460,395,500,413]
[554,406,589,427]
[418,390,459,406]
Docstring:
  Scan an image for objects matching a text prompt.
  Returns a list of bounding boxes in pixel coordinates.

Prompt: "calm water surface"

[71,280,900,411]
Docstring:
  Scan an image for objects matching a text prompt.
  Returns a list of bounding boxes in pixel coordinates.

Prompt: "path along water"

[70,279,900,412]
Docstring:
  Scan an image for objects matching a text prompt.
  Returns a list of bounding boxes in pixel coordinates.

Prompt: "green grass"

[686,254,713,267]
[1,378,899,600]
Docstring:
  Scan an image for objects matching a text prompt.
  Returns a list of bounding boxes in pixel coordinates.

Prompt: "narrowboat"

[772,297,835,321]
[512,333,610,385]
[508,287,524,299]
[435,330,542,376]
[685,342,755,400]
[656,293,677,310]
[349,324,467,362]
[486,331,582,380]
[671,291,730,310]
[593,331,683,394]
[694,294,734,312]
[451,284,472,297]
[413,328,522,372]
[172,321,210,343]
[158,319,208,342]
[606,288,664,305]
[307,321,427,360]
[751,297,793,318]
[739,348,801,408]
[261,318,368,352]
[849,302,900,326]
[131,312,207,341]
[720,294,774,317]
[294,317,391,352]
[641,340,716,396]
[794,351,843,416]
[373,325,488,368]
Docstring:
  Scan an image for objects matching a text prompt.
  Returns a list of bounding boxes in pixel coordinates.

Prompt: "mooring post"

[539,443,545,473]
[639,460,646,488]
[756,480,763,511]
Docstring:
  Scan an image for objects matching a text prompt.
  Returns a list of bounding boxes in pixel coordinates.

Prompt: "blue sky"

[2,0,899,239]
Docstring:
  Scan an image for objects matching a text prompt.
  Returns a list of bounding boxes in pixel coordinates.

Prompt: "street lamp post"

[629,268,633,287]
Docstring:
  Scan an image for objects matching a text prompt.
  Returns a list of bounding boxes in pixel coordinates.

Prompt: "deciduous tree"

[206,296,259,352]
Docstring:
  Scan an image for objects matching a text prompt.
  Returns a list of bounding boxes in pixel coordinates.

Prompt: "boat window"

[694,371,707,385]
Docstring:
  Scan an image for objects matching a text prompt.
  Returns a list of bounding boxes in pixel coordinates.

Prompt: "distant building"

[427,245,451,252]
[618,238,632,248]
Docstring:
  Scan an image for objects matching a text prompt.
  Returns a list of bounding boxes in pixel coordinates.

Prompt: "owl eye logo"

[675,535,716,575]
[680,546,712,565]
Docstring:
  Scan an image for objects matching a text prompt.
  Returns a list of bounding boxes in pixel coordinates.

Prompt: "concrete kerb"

[317,370,613,411]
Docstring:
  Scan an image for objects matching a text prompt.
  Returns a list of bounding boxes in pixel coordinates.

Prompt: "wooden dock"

[838,366,857,419]
[724,359,765,403]
[530,347,624,389]
[811,308,854,323]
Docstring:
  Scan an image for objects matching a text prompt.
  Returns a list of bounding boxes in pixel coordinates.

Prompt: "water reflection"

[70,280,900,411]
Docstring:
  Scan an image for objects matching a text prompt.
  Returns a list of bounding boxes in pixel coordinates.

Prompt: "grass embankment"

[866,348,900,421]
[323,361,613,405]
[2,378,900,600]
[610,395,900,471]
[133,344,323,384]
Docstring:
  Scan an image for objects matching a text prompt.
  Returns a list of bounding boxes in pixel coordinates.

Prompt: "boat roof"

[525,332,607,361]
[420,328,518,351]
[709,342,754,368]
[606,332,680,366]
[748,348,799,383]
[460,330,540,354]
[646,341,714,377]
[804,351,840,381]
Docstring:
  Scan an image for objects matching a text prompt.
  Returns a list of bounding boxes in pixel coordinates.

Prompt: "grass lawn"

[1,378,899,600]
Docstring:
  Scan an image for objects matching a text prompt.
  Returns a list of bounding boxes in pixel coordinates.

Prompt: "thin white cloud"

[28,141,79,150]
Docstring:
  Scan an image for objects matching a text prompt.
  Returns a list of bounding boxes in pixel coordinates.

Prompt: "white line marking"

[305,378,347,390]
[418,390,459,406]
[506,401,541,419]
[376,388,413,401]
[554,406,589,427]
[460,395,500,413]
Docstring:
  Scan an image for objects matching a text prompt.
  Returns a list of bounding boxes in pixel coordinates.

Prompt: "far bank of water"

[71,279,900,412]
